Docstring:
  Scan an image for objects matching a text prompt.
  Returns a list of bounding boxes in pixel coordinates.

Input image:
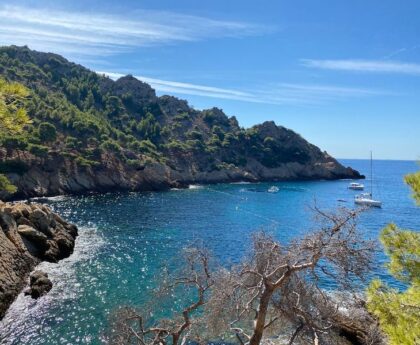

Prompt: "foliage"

[28,143,49,157]
[0,174,17,193]
[136,113,161,141]
[74,156,100,168]
[100,140,122,154]
[405,171,420,205]
[165,140,190,152]
[1,136,28,154]
[0,77,31,136]
[65,136,80,149]
[38,122,57,142]
[0,77,30,194]
[367,171,420,345]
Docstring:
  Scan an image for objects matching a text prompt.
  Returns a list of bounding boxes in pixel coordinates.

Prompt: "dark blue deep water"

[0,159,418,344]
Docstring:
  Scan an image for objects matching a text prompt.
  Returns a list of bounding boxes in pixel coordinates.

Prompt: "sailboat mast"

[370,151,373,196]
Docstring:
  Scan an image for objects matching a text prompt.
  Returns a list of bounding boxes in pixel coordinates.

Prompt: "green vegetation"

[0,77,30,135]
[0,173,17,193]
[0,77,31,193]
[38,122,57,142]
[405,171,420,204]
[28,143,48,158]
[0,46,340,197]
[367,170,420,345]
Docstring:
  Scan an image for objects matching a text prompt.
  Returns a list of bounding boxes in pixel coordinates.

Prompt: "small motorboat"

[355,193,382,208]
[348,182,364,190]
[268,186,279,193]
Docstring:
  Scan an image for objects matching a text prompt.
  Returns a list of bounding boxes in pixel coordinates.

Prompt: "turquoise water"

[0,159,418,344]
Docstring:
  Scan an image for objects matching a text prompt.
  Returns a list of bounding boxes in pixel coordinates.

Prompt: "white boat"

[268,186,279,193]
[355,193,382,208]
[348,182,364,190]
[354,152,382,208]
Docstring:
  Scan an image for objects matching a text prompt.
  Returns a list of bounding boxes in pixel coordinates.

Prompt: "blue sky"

[1,0,419,160]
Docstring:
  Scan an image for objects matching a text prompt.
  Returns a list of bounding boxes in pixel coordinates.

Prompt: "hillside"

[0,46,362,199]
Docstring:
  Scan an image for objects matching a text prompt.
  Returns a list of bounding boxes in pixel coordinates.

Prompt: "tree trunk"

[172,334,180,345]
[249,286,273,345]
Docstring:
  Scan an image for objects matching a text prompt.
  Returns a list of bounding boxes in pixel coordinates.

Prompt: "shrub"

[203,111,216,125]
[75,156,100,168]
[263,136,275,147]
[173,112,190,122]
[137,113,161,141]
[100,140,122,154]
[126,159,144,170]
[187,130,203,140]
[65,136,79,149]
[0,174,17,193]
[38,122,57,142]
[186,139,203,151]
[207,135,221,147]
[1,136,28,153]
[212,125,225,140]
[165,140,189,152]
[28,143,49,157]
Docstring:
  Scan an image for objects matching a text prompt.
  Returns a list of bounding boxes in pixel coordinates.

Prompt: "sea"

[0,159,418,344]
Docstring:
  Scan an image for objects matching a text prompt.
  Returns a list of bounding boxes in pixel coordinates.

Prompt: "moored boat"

[354,152,382,208]
[348,182,364,190]
[355,193,382,208]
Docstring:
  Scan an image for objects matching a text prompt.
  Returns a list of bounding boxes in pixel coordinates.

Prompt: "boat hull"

[355,199,382,208]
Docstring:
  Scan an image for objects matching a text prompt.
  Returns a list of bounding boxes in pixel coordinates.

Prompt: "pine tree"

[0,78,30,135]
[0,78,31,194]
[367,171,420,345]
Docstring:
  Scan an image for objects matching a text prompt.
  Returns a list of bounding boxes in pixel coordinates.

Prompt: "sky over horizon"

[0,0,419,160]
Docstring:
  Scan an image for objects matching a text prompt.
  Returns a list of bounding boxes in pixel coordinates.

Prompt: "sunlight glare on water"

[0,159,418,344]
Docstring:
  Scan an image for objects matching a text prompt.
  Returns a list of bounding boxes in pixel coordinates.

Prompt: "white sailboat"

[354,152,382,208]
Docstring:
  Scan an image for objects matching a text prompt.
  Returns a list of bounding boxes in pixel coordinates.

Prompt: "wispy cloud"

[382,45,420,60]
[301,59,420,75]
[99,71,388,106]
[0,5,269,56]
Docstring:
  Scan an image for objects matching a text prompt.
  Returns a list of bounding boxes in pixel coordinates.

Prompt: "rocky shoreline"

[2,151,363,201]
[0,201,78,319]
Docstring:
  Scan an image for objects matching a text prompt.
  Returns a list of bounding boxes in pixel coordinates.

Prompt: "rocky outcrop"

[1,150,362,200]
[0,142,362,201]
[0,201,78,319]
[24,270,53,299]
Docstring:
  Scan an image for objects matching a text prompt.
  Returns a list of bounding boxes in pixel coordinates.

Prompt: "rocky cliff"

[0,46,363,200]
[0,123,360,199]
[0,201,78,319]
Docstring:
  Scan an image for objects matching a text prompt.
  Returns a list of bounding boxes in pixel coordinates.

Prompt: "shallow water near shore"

[0,159,418,344]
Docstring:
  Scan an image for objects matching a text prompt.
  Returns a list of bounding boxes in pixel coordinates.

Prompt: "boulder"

[0,201,77,319]
[17,224,49,250]
[24,270,53,299]
[29,208,53,236]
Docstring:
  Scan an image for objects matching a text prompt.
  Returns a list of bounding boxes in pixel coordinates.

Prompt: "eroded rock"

[0,202,78,319]
[24,270,53,299]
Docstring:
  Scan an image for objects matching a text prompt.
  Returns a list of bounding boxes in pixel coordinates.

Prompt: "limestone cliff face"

[3,148,361,200]
[0,201,78,319]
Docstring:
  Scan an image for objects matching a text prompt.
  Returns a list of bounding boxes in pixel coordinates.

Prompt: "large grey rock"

[24,270,53,299]
[17,224,49,250]
[0,202,78,319]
